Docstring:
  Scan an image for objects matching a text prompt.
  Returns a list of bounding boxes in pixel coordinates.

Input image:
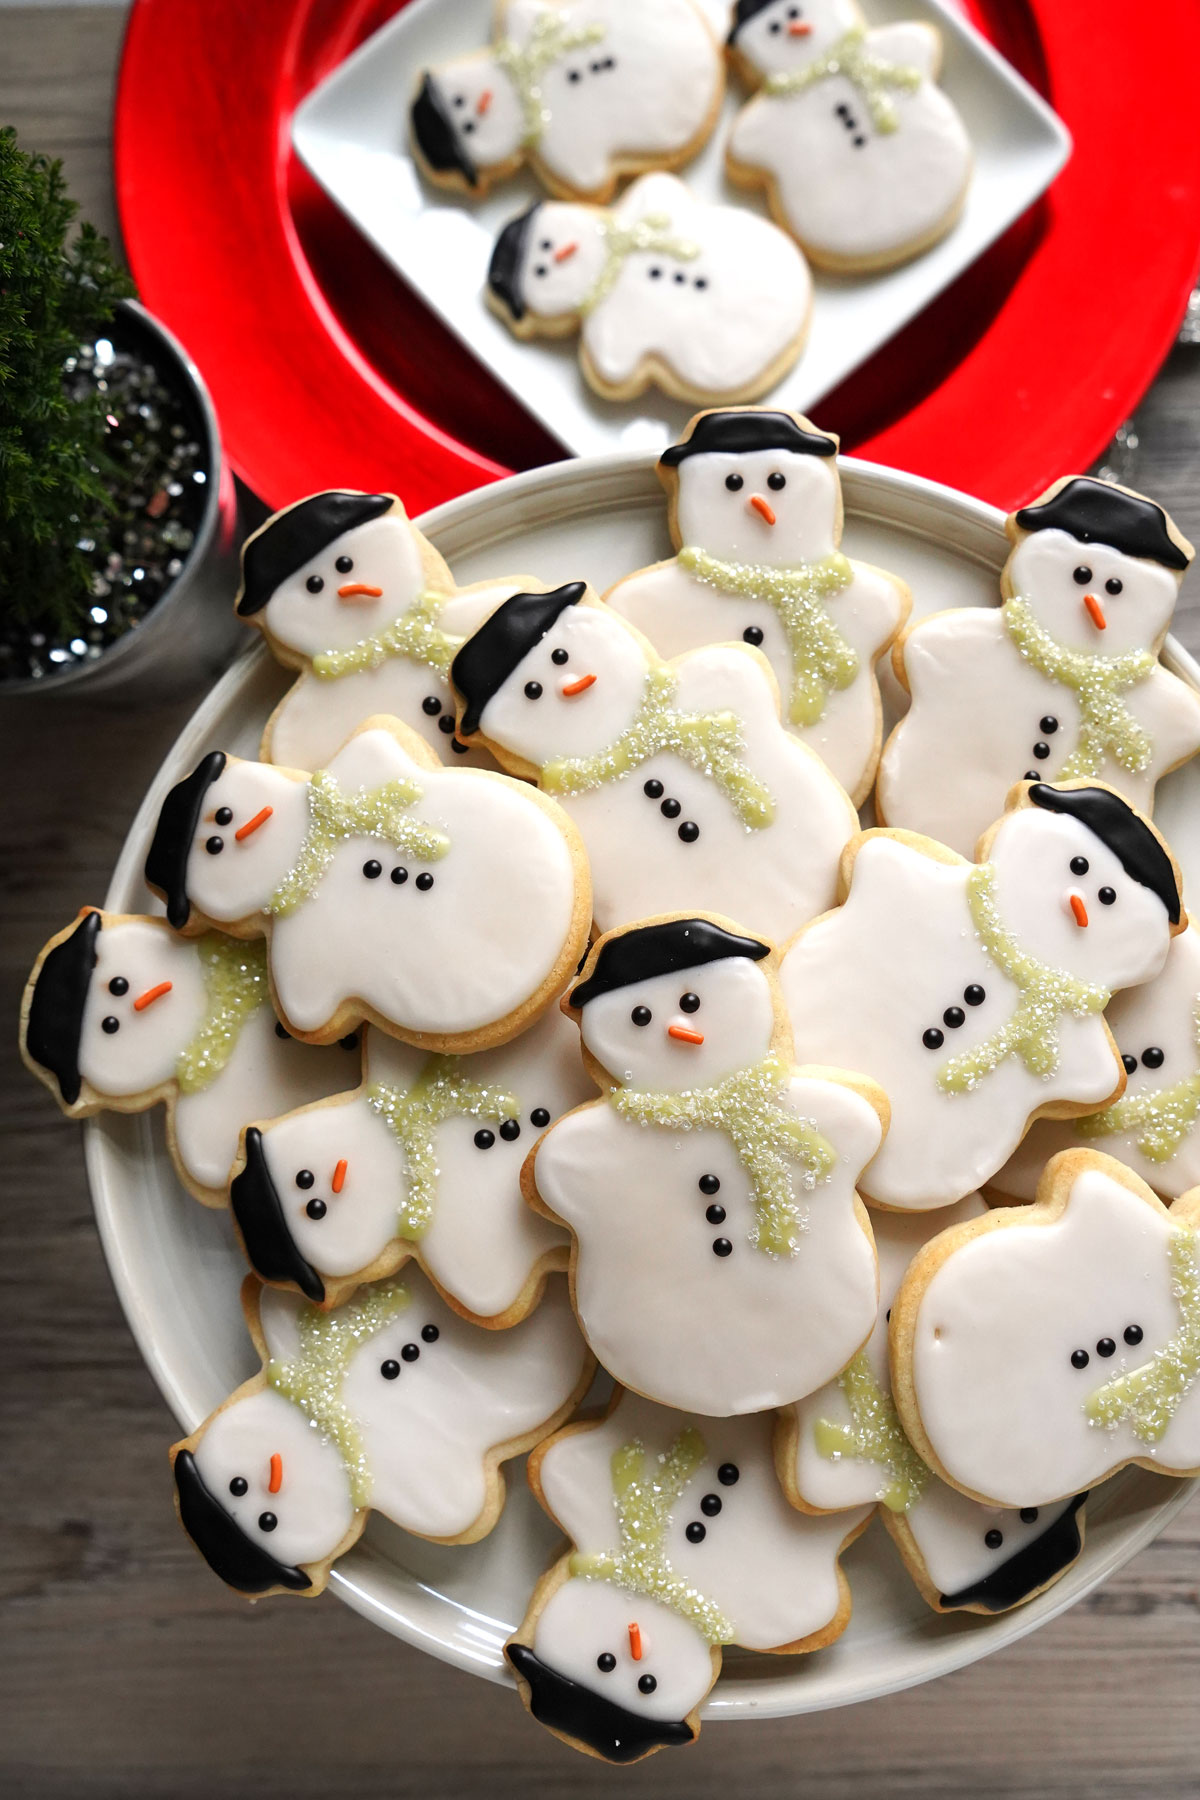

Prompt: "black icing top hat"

[659,408,837,467]
[173,1450,312,1595]
[231,1128,327,1305]
[1028,783,1182,924]
[451,582,586,736]
[571,918,771,1009]
[1014,477,1189,572]
[237,492,394,616]
[410,71,479,189]
[487,204,540,323]
[939,1494,1086,1613]
[144,751,227,931]
[25,908,101,1107]
[727,0,785,44]
[506,1644,696,1764]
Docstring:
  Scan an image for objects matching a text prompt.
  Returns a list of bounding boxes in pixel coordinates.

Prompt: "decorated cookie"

[785,1195,1087,1613]
[891,1149,1200,1508]
[508,1387,870,1762]
[725,0,972,272]
[486,171,812,405]
[411,0,723,202]
[450,581,857,941]
[877,478,1200,858]
[142,716,591,1050]
[780,780,1185,1210]
[20,910,356,1206]
[236,489,539,772]
[526,916,885,1413]
[606,408,910,804]
[231,1002,593,1321]
[171,1267,592,1597]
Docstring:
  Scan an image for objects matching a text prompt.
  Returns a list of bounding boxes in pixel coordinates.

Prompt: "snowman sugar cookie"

[525,915,885,1414]
[230,1003,593,1322]
[449,581,857,941]
[20,909,356,1207]
[877,477,1200,858]
[143,716,591,1051]
[171,1268,592,1598]
[606,407,910,805]
[996,924,1200,1206]
[891,1150,1200,1509]
[785,1196,1087,1614]
[507,1388,870,1763]
[780,780,1185,1211]
[725,0,972,273]
[410,0,723,202]
[236,489,540,774]
[486,171,813,405]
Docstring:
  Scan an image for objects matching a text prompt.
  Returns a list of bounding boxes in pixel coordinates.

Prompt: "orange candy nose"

[749,494,776,525]
[332,1158,348,1194]
[133,980,173,1011]
[628,1623,643,1661]
[476,88,493,115]
[554,241,579,263]
[268,1452,283,1495]
[1069,892,1090,928]
[235,805,274,841]
[561,673,597,697]
[337,583,384,600]
[667,1025,705,1044]
[1083,593,1107,631]
[788,19,813,32]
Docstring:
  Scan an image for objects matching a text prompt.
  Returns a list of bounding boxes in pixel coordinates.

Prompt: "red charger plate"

[116,0,1200,515]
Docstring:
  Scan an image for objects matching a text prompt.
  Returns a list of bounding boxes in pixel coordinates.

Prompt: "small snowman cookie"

[171,1267,592,1598]
[20,909,356,1206]
[231,1003,593,1321]
[606,407,910,804]
[526,916,885,1414]
[725,0,972,272]
[780,780,1185,1211]
[411,0,723,202]
[236,489,538,773]
[891,1150,1200,1508]
[487,171,813,404]
[143,716,591,1050]
[785,1195,1087,1614]
[878,478,1200,857]
[508,1387,870,1763]
[450,580,857,941]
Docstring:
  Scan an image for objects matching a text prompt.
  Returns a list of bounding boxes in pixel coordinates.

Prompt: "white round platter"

[89,450,1200,1720]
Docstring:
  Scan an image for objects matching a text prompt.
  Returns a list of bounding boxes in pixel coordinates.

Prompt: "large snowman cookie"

[877,477,1200,857]
[450,579,857,940]
[725,0,972,272]
[526,916,885,1414]
[606,407,910,804]
[780,780,1185,1210]
[785,1195,1087,1614]
[236,489,538,773]
[20,909,355,1206]
[143,716,591,1050]
[486,171,813,404]
[171,1268,592,1598]
[891,1150,1200,1508]
[230,1004,592,1322]
[411,0,723,202]
[507,1387,870,1763]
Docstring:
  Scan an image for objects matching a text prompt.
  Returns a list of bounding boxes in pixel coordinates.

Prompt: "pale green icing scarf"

[366,1055,520,1238]
[1003,596,1155,778]
[814,1350,929,1513]
[571,1430,734,1645]
[540,666,774,829]
[763,25,921,133]
[175,935,269,1095]
[1079,1000,1200,1165]
[496,11,605,146]
[267,1278,411,1507]
[1085,1230,1200,1444]
[937,862,1109,1093]
[312,588,461,682]
[267,769,449,917]
[678,547,856,727]
[613,1051,834,1256]
[579,211,700,316]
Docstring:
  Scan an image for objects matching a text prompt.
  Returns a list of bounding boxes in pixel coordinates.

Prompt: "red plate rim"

[115,0,1200,515]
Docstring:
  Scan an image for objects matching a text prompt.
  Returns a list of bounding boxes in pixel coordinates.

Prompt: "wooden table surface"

[4,8,1200,1796]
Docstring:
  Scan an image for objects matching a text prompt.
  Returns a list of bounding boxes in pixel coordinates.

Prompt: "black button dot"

[661,798,681,819]
[381,1360,400,1380]
[597,1653,616,1673]
[943,1007,965,1029]
[568,68,581,82]
[678,822,700,843]
[699,1174,720,1195]
[524,681,542,699]
[401,1342,420,1362]
[421,1324,439,1343]
[215,807,233,827]
[415,873,434,891]
[632,1006,652,1027]
[296,1170,315,1190]
[643,778,664,799]
[725,473,743,491]
[679,992,701,1014]
[259,1512,278,1532]
[335,555,353,575]
[673,271,687,285]
[1020,1507,1039,1524]
[306,575,324,594]
[923,1028,944,1050]
[1099,886,1116,906]
[694,277,707,290]
[205,836,224,855]
[700,1493,722,1517]
[853,135,867,147]
[229,1476,248,1497]
[305,1198,327,1221]
[1024,771,1039,781]
[743,625,764,645]
[1122,1053,1138,1075]
[438,714,456,735]
[1070,856,1089,876]
[1124,1324,1143,1346]
[531,1108,551,1128]
[422,695,442,716]
[648,266,662,279]
[1142,1046,1165,1070]
[984,1528,1003,1550]
[713,1238,733,1257]
[1071,1348,1089,1369]
[474,1129,495,1150]
[391,867,408,885]
[1040,716,1059,735]
[638,1674,657,1695]
[718,1463,739,1486]
[362,860,382,879]
[685,1521,706,1543]
[964,984,985,1006]
[1096,1338,1116,1358]
[1033,741,1051,760]
[705,1205,726,1224]
[101,1016,120,1035]
[499,1119,521,1142]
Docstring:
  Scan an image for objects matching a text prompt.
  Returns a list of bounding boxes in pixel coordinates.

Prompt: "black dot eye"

[1071,1348,1089,1369]
[380,1359,400,1380]
[718,1463,739,1486]
[679,993,701,1014]
[499,1119,521,1141]
[1142,1046,1165,1069]
[769,17,781,29]
[296,1170,315,1190]
[725,473,744,491]
[258,1513,277,1532]
[1070,856,1089,876]
[700,1493,722,1517]
[923,1028,944,1050]
[1098,886,1116,905]
[422,1323,439,1343]
[643,778,664,798]
[540,238,552,252]
[1106,577,1123,596]
[1097,1338,1116,1358]
[597,1652,616,1673]
[422,695,442,716]
[685,1521,706,1543]
[1122,1053,1138,1075]
[415,872,434,891]
[462,120,476,133]
[205,836,224,855]
[534,264,548,278]
[362,860,382,880]
[305,1198,326,1220]
[108,976,129,996]
[215,807,233,827]
[391,867,408,885]
[699,1174,720,1195]
[964,984,985,1006]
[306,575,324,593]
[401,1342,420,1362]
[531,1107,551,1128]
[632,1006,652,1026]
[335,555,353,574]
[638,1674,657,1695]
[1073,566,1092,585]
[229,1477,248,1497]
[1040,716,1059,735]
[1019,1507,1039,1524]
[743,625,764,645]
[767,472,786,491]
[474,1129,495,1150]
[551,647,569,665]
[454,95,465,108]
[984,1528,1003,1550]
[1124,1324,1143,1346]
[943,1007,965,1029]
[101,1015,120,1035]
[524,681,543,699]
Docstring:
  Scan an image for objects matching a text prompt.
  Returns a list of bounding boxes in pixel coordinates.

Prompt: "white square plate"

[293,0,1070,457]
